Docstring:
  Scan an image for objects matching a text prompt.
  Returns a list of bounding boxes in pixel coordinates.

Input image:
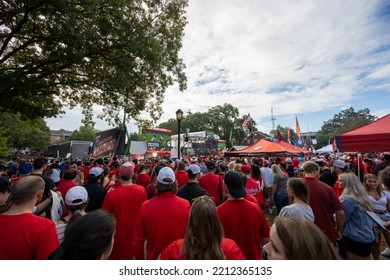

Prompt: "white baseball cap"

[157,167,176,185]
[65,186,88,206]
[89,167,103,177]
[187,164,201,175]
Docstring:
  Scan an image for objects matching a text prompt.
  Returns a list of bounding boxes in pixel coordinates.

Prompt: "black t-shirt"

[319,169,336,188]
[84,181,107,212]
[176,182,209,204]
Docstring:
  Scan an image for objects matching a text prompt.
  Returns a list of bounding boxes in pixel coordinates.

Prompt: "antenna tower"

[271,107,276,131]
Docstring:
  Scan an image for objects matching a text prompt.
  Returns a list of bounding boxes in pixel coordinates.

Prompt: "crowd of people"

[0,151,390,260]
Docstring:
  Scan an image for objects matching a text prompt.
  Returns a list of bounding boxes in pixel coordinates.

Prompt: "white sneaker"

[381,248,390,258]
[268,208,273,214]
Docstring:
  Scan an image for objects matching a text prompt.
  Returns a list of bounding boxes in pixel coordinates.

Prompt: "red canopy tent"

[224,139,307,157]
[335,113,390,152]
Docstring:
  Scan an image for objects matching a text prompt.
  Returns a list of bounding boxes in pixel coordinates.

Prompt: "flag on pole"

[242,114,252,128]
[277,130,284,142]
[287,128,291,144]
[295,116,301,140]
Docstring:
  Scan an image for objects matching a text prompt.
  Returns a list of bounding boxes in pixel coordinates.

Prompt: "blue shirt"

[341,196,375,243]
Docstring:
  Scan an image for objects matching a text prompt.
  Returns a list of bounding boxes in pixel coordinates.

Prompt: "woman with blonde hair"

[363,173,390,259]
[228,161,235,172]
[159,195,244,260]
[233,163,242,174]
[263,216,338,260]
[338,173,375,260]
[271,164,290,214]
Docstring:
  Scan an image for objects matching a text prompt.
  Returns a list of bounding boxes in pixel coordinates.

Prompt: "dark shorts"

[343,236,373,257]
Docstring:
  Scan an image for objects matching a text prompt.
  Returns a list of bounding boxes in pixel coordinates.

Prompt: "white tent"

[316,144,334,153]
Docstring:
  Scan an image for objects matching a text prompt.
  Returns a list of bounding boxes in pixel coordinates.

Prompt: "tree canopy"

[158,103,256,146]
[0,112,51,152]
[0,0,188,127]
[315,107,377,147]
[68,126,97,142]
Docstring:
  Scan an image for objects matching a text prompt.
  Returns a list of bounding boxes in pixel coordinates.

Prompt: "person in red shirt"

[0,176,59,259]
[82,161,92,185]
[132,167,190,260]
[303,161,345,246]
[132,159,141,174]
[363,158,376,174]
[56,169,79,199]
[292,157,300,168]
[241,165,264,207]
[217,163,227,181]
[199,161,225,205]
[136,164,151,188]
[174,161,189,189]
[217,171,270,260]
[102,162,147,260]
[159,195,244,260]
[145,165,164,200]
[331,160,348,197]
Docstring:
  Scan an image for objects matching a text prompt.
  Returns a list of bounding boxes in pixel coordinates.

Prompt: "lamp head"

[176,109,183,121]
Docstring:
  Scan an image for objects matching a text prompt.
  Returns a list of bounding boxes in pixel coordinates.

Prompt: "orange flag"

[287,128,291,143]
[295,116,301,140]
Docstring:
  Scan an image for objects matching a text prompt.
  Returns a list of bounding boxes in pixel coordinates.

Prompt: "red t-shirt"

[102,184,147,260]
[82,166,91,185]
[245,177,264,206]
[217,199,270,260]
[333,180,342,197]
[174,170,189,189]
[244,194,258,204]
[159,238,245,260]
[304,177,343,243]
[199,173,225,204]
[136,173,151,188]
[56,179,78,198]
[292,158,300,168]
[134,164,141,174]
[0,213,59,259]
[106,181,121,192]
[364,163,375,174]
[132,192,190,260]
[145,182,157,200]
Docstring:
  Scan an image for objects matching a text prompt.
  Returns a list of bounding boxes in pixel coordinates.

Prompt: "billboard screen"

[141,127,172,151]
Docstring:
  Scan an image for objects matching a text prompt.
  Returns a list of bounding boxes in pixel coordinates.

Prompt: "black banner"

[91,128,126,158]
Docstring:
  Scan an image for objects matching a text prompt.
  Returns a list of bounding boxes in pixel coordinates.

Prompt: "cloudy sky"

[46,0,390,136]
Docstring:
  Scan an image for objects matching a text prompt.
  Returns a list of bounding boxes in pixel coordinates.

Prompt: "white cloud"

[157,0,390,131]
[368,64,390,80]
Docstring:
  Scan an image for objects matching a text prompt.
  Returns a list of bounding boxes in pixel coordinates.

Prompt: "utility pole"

[271,107,276,134]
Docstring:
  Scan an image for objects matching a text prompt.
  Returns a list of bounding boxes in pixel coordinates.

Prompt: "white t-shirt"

[368,191,390,211]
[279,203,315,222]
[260,167,274,187]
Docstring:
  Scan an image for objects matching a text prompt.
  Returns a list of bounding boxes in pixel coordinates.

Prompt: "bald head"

[12,176,45,205]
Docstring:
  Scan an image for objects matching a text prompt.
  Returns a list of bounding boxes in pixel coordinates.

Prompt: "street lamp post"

[176,109,183,160]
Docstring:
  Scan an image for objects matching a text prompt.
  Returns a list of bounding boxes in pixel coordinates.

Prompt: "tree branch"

[0,2,45,58]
